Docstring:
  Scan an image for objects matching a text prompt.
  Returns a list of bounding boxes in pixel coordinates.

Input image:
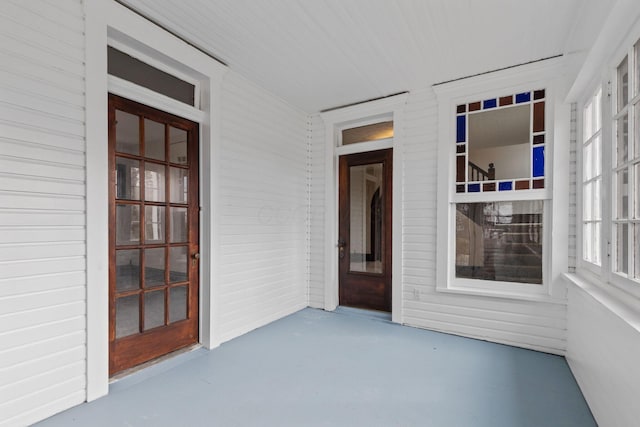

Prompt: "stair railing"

[468,162,495,181]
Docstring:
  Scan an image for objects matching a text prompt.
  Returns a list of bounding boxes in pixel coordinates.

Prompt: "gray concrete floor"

[38,307,595,427]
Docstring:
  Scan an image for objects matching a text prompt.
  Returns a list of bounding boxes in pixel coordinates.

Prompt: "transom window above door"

[341,120,394,145]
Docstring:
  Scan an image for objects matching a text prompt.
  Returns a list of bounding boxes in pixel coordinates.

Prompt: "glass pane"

[144,119,165,161]
[468,104,530,180]
[636,41,640,97]
[618,56,629,111]
[455,201,543,284]
[635,102,640,159]
[342,121,393,145]
[170,167,188,204]
[583,182,592,221]
[145,162,166,202]
[617,170,629,219]
[145,205,165,244]
[583,142,593,181]
[170,127,188,165]
[595,89,602,128]
[169,246,188,283]
[116,249,140,292]
[583,101,593,140]
[116,204,140,246]
[456,116,466,143]
[533,102,545,133]
[170,207,188,243]
[115,157,140,200]
[108,47,195,106]
[617,115,629,165]
[636,164,640,219]
[594,135,602,176]
[583,223,592,262]
[532,146,544,177]
[115,110,139,155]
[116,295,139,338]
[169,286,188,323]
[635,224,640,280]
[593,222,601,265]
[144,247,165,287]
[144,290,165,330]
[349,163,383,274]
[616,223,629,274]
[594,178,601,220]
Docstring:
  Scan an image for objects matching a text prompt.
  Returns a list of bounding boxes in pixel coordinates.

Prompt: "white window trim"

[433,57,569,303]
[85,0,226,401]
[320,93,408,324]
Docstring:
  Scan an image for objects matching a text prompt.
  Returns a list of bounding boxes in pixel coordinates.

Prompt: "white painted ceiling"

[119,0,615,113]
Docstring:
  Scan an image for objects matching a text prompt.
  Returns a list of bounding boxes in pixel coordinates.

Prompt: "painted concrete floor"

[38,307,595,427]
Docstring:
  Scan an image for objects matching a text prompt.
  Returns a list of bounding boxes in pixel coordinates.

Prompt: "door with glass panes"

[108,94,199,375]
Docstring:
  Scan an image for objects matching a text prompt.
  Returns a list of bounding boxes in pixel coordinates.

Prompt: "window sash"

[579,39,640,292]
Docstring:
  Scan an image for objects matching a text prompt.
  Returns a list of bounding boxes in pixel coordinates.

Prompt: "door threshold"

[109,343,205,389]
[335,306,392,322]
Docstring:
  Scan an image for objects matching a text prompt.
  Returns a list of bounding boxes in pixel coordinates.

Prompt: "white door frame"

[84,0,226,401]
[320,93,408,323]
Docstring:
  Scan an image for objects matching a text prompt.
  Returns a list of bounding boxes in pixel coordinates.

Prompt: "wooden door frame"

[320,93,408,323]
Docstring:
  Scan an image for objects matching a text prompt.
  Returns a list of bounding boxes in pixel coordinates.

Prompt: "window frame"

[434,58,566,303]
[579,86,604,276]
[577,31,640,301]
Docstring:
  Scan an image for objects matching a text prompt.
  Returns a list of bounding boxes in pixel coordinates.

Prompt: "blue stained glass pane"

[483,99,497,109]
[468,183,481,192]
[533,146,545,177]
[498,181,513,191]
[515,92,531,103]
[456,115,466,143]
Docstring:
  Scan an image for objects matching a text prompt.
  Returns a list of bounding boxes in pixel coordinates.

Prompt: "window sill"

[435,283,566,305]
[563,272,640,333]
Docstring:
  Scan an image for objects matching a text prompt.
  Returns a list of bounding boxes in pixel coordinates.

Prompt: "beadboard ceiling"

[119,0,614,113]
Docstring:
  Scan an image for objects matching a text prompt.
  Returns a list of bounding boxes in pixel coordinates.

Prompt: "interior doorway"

[338,149,393,312]
[108,94,200,375]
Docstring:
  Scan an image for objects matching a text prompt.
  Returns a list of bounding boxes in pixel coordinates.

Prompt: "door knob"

[337,239,346,259]
[192,253,200,260]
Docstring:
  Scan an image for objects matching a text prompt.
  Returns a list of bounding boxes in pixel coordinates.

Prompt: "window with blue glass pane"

[515,92,531,103]
[456,116,466,143]
[533,146,544,177]
[454,88,546,194]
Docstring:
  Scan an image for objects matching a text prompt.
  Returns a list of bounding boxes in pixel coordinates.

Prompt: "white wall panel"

[0,1,86,425]
[216,72,308,342]
[567,280,640,427]
[308,114,325,308]
[400,87,567,354]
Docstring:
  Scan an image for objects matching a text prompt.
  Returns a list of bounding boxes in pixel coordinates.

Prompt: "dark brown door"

[339,149,392,312]
[108,94,199,375]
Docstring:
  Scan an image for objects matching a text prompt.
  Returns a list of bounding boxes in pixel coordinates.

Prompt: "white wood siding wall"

[308,87,568,354]
[217,72,308,342]
[567,282,640,427]
[0,1,87,426]
[399,88,567,354]
[308,114,325,308]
